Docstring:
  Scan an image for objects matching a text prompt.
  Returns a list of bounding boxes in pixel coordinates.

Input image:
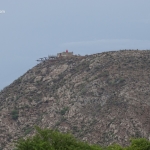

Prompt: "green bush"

[14,126,103,150]
[24,127,33,136]
[11,109,19,120]
[106,144,124,150]
[127,138,150,150]
[14,127,150,150]
[60,107,69,115]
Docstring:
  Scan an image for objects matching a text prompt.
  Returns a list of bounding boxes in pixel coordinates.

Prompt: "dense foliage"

[14,127,150,150]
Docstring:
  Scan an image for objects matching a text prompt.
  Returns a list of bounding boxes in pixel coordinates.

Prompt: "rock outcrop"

[0,50,150,149]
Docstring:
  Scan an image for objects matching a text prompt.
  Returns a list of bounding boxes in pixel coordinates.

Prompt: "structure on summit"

[36,50,74,62]
[57,50,73,57]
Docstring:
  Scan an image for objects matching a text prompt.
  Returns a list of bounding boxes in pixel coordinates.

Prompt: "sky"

[0,0,150,90]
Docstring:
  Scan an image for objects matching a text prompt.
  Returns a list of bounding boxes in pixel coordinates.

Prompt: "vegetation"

[11,109,19,120]
[60,107,69,115]
[14,126,100,150]
[14,127,150,150]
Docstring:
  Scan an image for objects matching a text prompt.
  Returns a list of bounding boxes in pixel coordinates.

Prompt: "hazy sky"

[1,0,150,90]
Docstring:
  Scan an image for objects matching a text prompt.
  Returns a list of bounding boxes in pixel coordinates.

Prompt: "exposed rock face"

[0,50,150,149]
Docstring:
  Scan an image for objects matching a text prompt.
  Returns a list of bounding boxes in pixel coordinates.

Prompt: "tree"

[14,126,103,150]
[14,126,150,150]
[126,138,150,150]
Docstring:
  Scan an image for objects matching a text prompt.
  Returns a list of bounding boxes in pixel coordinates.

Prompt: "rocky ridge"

[0,50,150,149]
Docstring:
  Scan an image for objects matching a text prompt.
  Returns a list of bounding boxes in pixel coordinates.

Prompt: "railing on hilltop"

[36,55,57,62]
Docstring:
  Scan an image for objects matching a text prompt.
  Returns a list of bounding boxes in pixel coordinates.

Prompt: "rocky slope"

[0,50,150,149]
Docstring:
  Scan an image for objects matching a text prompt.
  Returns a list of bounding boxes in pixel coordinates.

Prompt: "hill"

[0,50,150,149]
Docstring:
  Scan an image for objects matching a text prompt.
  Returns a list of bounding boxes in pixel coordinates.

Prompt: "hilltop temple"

[57,50,73,57]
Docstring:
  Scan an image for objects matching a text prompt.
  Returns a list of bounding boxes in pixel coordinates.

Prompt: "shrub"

[127,138,150,150]
[60,107,69,115]
[14,127,150,150]
[11,109,19,120]
[14,126,103,150]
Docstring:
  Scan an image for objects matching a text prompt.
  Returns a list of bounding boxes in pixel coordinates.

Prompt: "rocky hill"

[0,50,150,150]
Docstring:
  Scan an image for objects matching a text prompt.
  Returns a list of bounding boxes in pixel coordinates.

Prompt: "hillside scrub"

[14,127,150,150]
